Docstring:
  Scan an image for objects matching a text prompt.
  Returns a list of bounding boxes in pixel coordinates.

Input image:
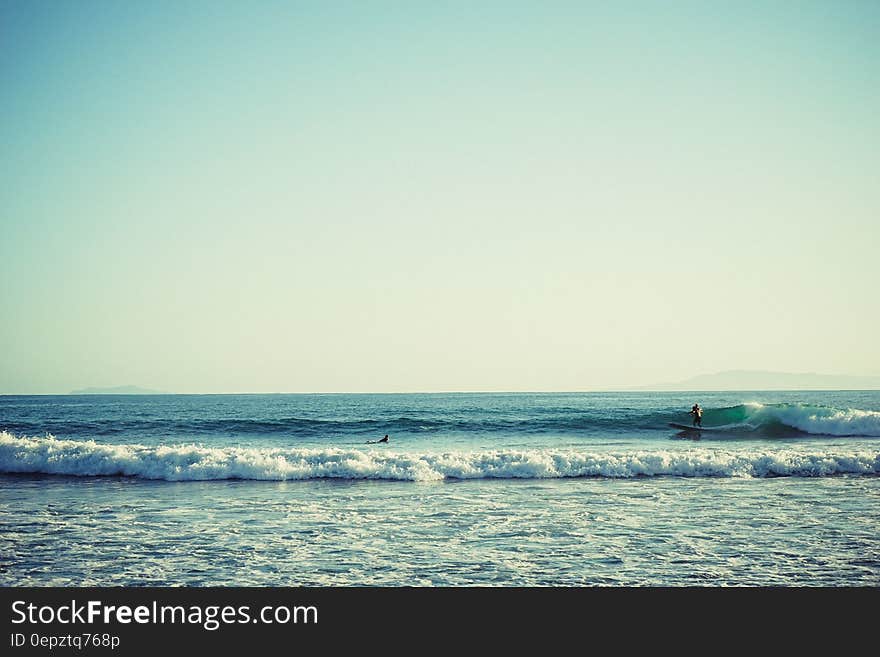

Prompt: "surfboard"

[669,422,717,432]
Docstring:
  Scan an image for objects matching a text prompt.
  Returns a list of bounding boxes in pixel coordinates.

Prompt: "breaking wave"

[1,432,877,482]
[696,403,880,437]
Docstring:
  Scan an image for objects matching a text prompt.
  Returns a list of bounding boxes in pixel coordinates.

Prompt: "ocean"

[1,391,878,586]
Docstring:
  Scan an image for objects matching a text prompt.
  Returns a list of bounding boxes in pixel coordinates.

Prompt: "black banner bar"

[1,587,876,654]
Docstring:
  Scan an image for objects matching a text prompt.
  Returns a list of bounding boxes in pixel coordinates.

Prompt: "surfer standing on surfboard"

[689,404,703,428]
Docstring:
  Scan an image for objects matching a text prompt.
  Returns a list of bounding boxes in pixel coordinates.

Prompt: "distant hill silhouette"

[70,385,165,395]
[635,370,880,391]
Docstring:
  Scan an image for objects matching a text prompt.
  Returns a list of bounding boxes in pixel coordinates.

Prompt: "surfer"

[366,434,389,444]
[689,404,703,428]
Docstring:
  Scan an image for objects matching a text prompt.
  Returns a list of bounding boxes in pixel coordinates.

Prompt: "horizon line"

[3,387,880,396]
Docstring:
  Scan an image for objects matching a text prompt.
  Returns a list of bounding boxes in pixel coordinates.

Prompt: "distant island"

[70,385,165,395]
[636,370,880,391]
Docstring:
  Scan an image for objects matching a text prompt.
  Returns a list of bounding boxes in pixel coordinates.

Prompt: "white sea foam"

[741,403,880,436]
[774,406,880,436]
[1,432,877,482]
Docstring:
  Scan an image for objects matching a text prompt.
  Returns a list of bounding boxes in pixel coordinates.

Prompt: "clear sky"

[1,1,878,394]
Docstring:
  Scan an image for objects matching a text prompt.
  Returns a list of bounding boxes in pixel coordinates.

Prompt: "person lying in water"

[366,434,389,444]
[689,404,703,427]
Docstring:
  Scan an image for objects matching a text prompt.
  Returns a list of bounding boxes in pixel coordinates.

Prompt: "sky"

[1,1,878,394]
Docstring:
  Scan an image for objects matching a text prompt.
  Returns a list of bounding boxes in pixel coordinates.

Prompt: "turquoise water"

[1,391,878,585]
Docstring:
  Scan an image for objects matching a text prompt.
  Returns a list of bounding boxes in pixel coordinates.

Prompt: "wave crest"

[1,432,877,482]
[702,403,880,436]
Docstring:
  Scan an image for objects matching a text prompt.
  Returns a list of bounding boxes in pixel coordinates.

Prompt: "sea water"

[1,391,878,586]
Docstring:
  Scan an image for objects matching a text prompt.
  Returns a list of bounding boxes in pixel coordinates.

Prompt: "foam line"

[1,432,877,482]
